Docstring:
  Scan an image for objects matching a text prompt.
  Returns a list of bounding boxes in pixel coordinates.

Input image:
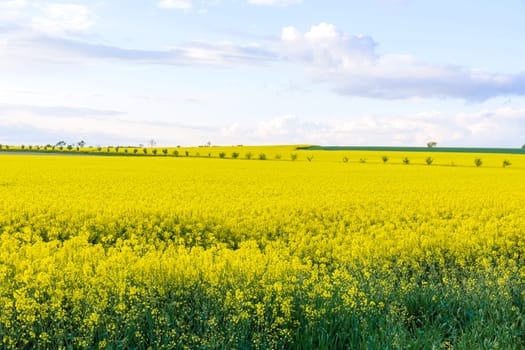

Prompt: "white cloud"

[304,22,340,39]
[0,0,27,9]
[0,103,215,146]
[281,26,300,41]
[1,104,524,147]
[158,0,192,10]
[30,3,94,34]
[248,0,302,6]
[2,14,525,101]
[279,23,525,101]
[220,109,525,147]
[0,1,94,36]
[0,34,276,66]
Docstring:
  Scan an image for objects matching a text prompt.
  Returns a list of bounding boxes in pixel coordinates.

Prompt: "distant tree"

[185,151,189,157]
[173,150,179,157]
[21,145,25,149]
[149,139,157,147]
[152,149,158,155]
[427,141,437,148]
[67,144,73,150]
[115,146,120,153]
[258,153,267,160]
[231,152,239,159]
[162,148,168,155]
[245,152,252,160]
[206,141,212,147]
[143,148,148,154]
[77,140,86,148]
[133,148,138,154]
[219,152,226,158]
[56,141,66,147]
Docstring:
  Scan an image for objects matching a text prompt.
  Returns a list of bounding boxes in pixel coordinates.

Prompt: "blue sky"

[1,0,524,147]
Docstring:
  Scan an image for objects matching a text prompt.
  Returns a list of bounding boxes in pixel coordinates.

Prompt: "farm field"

[1,149,524,349]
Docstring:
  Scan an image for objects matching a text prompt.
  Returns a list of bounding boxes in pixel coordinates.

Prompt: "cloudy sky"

[1,0,524,147]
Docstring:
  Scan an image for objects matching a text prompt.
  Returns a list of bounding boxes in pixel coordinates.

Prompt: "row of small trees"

[218,152,301,161]
[350,156,512,167]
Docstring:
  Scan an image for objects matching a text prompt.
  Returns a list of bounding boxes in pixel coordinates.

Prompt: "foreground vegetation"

[1,150,524,349]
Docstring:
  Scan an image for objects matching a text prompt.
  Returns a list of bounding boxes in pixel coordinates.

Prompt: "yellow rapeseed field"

[0,149,524,349]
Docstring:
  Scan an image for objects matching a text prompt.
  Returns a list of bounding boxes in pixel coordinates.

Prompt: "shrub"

[152,149,158,155]
[359,158,366,163]
[232,152,239,159]
[162,149,168,155]
[290,154,298,161]
[258,153,267,160]
[425,157,433,165]
[219,152,226,159]
[382,156,389,163]
[502,159,511,168]
[143,148,148,154]
[403,157,410,165]
[245,152,252,160]
[342,157,349,163]
[474,158,482,167]
[173,150,179,157]
[275,154,282,160]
